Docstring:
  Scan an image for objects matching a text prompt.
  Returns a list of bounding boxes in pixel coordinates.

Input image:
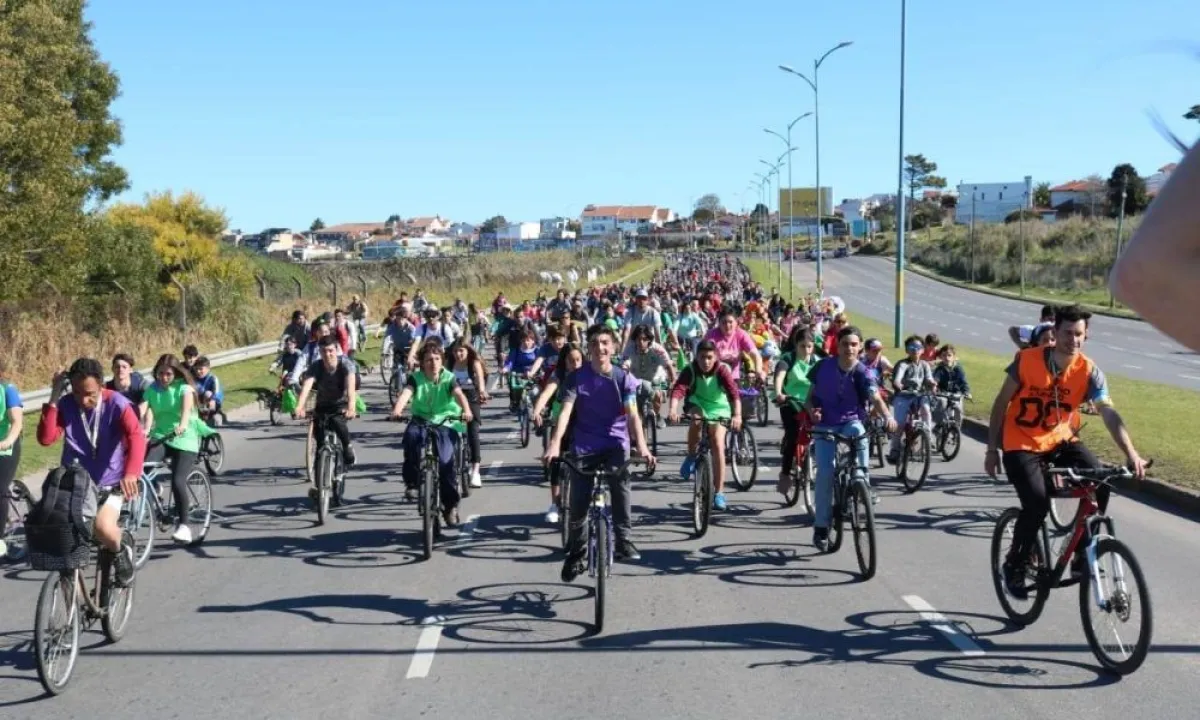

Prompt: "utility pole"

[969,191,977,284]
[1110,172,1129,309]
[1019,190,1027,297]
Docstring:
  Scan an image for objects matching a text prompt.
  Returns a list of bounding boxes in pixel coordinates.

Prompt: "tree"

[749,203,769,222]
[479,215,507,234]
[693,207,716,224]
[386,214,401,225]
[694,193,725,217]
[0,0,130,301]
[1033,182,1051,208]
[1106,164,1149,218]
[310,218,326,232]
[107,190,246,293]
[902,154,947,230]
[1185,105,1200,123]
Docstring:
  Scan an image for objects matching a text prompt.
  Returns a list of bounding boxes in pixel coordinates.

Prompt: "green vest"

[0,384,16,457]
[779,351,815,408]
[412,369,464,433]
[145,380,201,453]
[689,370,732,421]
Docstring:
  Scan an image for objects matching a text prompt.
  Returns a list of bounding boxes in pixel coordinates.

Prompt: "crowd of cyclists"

[2,249,1156,682]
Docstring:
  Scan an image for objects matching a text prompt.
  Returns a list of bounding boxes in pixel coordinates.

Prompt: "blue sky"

[87,0,1198,230]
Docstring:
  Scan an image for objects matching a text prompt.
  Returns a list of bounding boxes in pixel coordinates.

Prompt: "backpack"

[26,463,97,570]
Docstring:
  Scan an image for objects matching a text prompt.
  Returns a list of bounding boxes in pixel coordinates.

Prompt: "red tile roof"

[317,222,386,235]
[1049,180,1090,192]
[581,205,659,220]
[1158,163,1178,173]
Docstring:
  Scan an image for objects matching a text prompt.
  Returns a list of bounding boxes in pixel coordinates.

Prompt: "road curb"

[871,252,1143,323]
[961,417,1200,521]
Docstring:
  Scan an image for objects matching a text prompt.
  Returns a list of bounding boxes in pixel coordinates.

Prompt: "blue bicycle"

[558,455,647,634]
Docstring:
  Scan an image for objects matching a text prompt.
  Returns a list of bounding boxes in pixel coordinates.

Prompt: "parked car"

[834,246,849,258]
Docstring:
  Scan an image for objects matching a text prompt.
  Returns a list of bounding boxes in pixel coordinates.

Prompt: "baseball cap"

[635,288,649,299]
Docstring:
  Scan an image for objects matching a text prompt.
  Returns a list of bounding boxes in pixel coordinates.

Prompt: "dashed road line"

[406,616,446,679]
[902,595,985,657]
[1122,364,1143,370]
[488,459,505,477]
[1180,374,1200,382]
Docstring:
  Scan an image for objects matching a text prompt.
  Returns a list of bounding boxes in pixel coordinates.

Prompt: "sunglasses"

[906,344,924,353]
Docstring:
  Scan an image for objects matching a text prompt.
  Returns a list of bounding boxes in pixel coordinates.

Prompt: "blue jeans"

[812,420,869,529]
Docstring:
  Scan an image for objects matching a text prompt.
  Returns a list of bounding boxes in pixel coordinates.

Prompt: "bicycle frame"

[1041,484,1117,601]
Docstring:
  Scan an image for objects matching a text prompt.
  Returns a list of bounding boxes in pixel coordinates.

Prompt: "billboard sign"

[778,187,833,218]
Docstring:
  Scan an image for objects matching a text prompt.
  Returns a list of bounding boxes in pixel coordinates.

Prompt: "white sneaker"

[171,524,193,544]
[469,470,483,488]
[544,504,560,524]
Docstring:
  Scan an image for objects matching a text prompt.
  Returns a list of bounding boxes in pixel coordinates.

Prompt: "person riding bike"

[140,354,202,544]
[985,304,1146,598]
[773,326,818,497]
[390,338,474,525]
[667,340,742,511]
[621,324,677,424]
[295,336,359,505]
[530,342,586,524]
[804,325,896,551]
[886,335,936,465]
[503,328,544,413]
[37,357,144,585]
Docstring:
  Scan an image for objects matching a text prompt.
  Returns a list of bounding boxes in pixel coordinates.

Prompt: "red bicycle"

[990,461,1153,675]
[777,404,813,513]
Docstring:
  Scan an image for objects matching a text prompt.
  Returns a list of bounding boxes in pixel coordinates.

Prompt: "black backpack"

[26,463,97,570]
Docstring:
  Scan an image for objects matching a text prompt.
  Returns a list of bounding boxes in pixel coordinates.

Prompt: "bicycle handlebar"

[556,455,648,478]
[406,415,465,428]
[1047,460,1153,485]
[809,429,868,444]
[679,414,732,427]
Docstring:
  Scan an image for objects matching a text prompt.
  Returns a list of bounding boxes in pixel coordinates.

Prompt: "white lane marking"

[1100,331,1113,337]
[1180,374,1200,382]
[969,331,979,337]
[902,595,985,657]
[488,460,505,475]
[406,615,446,679]
[1122,364,1143,370]
[505,430,518,441]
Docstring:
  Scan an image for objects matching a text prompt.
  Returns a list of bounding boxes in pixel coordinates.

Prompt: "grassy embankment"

[863,217,1142,319]
[13,254,662,479]
[745,258,1200,491]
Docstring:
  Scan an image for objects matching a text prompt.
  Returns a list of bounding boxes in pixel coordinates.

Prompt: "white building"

[837,199,866,223]
[579,205,672,236]
[539,217,577,240]
[447,222,476,238]
[497,221,541,241]
[955,177,1033,225]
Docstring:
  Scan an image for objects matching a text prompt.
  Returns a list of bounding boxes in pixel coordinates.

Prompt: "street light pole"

[894,0,906,347]
[1110,172,1129,309]
[1020,190,1027,297]
[781,41,852,297]
[765,112,812,301]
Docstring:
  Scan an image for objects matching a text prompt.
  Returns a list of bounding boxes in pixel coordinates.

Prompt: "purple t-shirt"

[561,363,640,456]
[805,357,876,426]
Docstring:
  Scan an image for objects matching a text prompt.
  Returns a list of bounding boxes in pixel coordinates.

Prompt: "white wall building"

[497,221,541,241]
[955,177,1033,225]
[1145,163,1177,196]
[837,199,866,223]
[579,205,669,236]
[539,217,577,240]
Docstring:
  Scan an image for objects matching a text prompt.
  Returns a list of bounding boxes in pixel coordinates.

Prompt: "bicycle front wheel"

[1080,538,1153,675]
[34,572,80,696]
[559,463,571,550]
[900,431,930,493]
[939,426,961,462]
[123,484,156,569]
[202,433,225,476]
[421,465,437,560]
[315,449,332,526]
[692,458,712,537]
[101,530,136,642]
[728,427,759,491]
[593,518,609,634]
[850,481,877,580]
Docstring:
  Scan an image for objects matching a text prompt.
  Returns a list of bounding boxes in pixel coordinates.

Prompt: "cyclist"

[448,338,489,489]
[621,324,677,425]
[269,335,305,389]
[772,326,818,497]
[667,339,742,511]
[622,288,663,350]
[347,294,369,346]
[931,344,971,426]
[502,328,543,414]
[1007,305,1056,350]
[37,358,143,584]
[295,336,359,505]
[886,335,936,465]
[861,338,892,394]
[140,354,202,544]
[383,306,417,373]
[390,338,474,524]
[0,360,23,560]
[407,306,459,368]
[984,304,1146,598]
[281,310,310,349]
[920,333,941,362]
[530,342,586,524]
[804,325,896,551]
[193,356,225,424]
[182,344,200,373]
[106,353,146,405]
[543,325,656,580]
[703,307,762,382]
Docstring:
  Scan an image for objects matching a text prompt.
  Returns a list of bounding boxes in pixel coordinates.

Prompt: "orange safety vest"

[1003,348,1092,453]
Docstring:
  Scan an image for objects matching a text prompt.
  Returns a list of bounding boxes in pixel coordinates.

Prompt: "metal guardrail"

[19,325,382,407]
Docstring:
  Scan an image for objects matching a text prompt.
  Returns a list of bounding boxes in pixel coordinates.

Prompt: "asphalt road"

[783,254,1200,390]
[2,371,1198,718]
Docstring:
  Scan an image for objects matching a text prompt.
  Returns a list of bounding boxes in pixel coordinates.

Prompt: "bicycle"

[681,415,732,538]
[387,361,408,409]
[379,336,395,385]
[1,478,34,562]
[895,392,933,493]
[636,383,666,478]
[310,413,348,525]
[508,375,534,448]
[810,429,877,580]
[725,411,759,491]
[557,454,647,634]
[122,443,214,567]
[30,503,136,695]
[409,416,464,560]
[932,391,966,462]
[777,405,814,513]
[199,429,225,477]
[990,462,1153,675]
